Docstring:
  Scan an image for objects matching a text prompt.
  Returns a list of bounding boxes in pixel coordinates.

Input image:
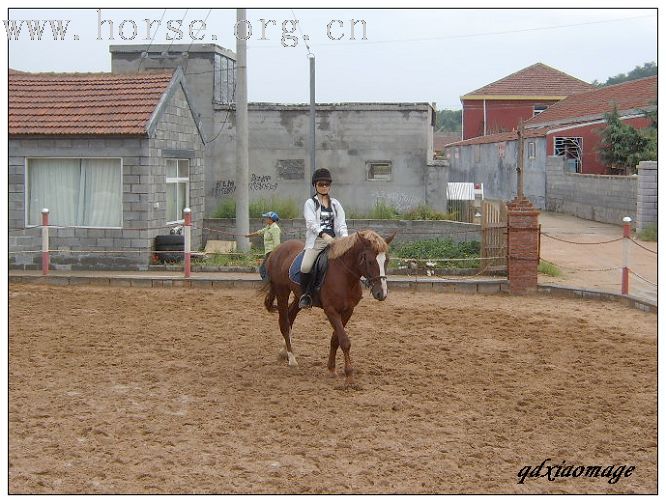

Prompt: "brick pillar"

[507,196,540,295]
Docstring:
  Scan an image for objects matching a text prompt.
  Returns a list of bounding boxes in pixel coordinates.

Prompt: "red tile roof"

[525,75,657,127]
[463,63,595,99]
[434,132,462,150]
[445,127,549,147]
[9,70,175,136]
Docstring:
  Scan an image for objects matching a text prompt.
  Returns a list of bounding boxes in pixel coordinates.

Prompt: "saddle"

[289,248,329,306]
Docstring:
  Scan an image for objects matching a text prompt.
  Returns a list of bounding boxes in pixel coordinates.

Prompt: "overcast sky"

[5,7,658,110]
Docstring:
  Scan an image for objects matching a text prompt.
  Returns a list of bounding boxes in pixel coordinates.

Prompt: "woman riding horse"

[298,168,348,309]
[263,229,394,388]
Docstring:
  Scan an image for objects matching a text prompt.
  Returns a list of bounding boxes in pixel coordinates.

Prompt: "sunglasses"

[316,182,331,187]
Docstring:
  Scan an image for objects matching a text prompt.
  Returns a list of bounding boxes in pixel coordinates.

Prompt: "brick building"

[9,67,206,270]
[461,63,595,140]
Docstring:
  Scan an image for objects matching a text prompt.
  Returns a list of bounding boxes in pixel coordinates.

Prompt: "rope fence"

[13,209,656,299]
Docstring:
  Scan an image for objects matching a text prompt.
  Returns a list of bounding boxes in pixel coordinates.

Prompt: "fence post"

[183,208,192,278]
[622,216,632,295]
[41,208,49,276]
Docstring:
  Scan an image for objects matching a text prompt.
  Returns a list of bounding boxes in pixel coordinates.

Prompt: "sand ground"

[8,284,657,494]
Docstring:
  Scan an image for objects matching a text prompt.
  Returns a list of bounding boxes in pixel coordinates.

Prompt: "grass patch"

[637,224,657,242]
[193,249,263,268]
[391,238,481,269]
[538,260,562,277]
[212,197,300,219]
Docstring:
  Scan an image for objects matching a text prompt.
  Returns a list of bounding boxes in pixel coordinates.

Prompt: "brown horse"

[262,230,395,387]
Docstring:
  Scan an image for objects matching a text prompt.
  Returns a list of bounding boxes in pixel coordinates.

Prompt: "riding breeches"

[300,237,329,273]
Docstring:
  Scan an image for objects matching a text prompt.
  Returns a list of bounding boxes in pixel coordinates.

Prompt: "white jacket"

[303,195,348,249]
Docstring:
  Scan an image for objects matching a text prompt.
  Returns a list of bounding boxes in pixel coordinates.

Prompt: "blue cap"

[261,211,280,222]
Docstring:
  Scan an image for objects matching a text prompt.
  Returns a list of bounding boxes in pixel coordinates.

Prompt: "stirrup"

[298,294,312,309]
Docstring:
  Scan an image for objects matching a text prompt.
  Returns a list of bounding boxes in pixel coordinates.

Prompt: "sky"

[4,6,658,110]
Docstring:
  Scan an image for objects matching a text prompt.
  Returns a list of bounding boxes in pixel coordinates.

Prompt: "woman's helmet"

[261,211,280,222]
[311,168,333,186]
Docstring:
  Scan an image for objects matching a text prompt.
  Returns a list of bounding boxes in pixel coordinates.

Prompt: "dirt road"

[538,212,657,303]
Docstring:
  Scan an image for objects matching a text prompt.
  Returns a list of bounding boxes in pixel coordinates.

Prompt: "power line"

[137,9,167,71]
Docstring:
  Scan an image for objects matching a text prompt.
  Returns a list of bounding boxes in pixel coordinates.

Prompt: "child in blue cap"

[245,211,281,279]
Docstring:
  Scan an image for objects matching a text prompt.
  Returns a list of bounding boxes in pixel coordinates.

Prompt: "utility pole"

[235,8,250,252]
[308,53,316,199]
[516,121,525,198]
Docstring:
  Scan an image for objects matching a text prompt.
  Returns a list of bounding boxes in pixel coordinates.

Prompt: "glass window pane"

[178,182,187,217]
[166,183,177,222]
[178,159,189,178]
[166,159,177,178]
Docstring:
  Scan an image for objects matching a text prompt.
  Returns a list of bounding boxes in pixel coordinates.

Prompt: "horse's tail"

[261,280,277,313]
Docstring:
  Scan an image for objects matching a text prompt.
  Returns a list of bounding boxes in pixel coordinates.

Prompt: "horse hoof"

[287,353,298,366]
[278,348,288,360]
[327,369,337,378]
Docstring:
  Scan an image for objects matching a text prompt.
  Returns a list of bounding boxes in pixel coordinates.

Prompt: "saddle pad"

[288,250,305,284]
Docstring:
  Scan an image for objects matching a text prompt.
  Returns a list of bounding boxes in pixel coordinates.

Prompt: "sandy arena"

[8,284,657,494]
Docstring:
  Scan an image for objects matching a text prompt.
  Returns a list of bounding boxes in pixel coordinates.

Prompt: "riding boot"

[298,272,313,309]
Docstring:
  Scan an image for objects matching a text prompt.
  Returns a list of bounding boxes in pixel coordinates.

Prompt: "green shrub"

[249,197,300,219]
[212,199,236,218]
[212,197,300,219]
[538,260,562,277]
[368,200,401,220]
[637,224,657,242]
[392,238,480,260]
[402,204,457,221]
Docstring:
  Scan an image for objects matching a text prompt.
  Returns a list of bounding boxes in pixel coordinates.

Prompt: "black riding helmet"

[311,168,333,186]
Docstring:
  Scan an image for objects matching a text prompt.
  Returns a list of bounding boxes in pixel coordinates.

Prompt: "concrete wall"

[636,161,657,232]
[210,103,438,216]
[446,137,547,209]
[110,44,439,218]
[204,218,481,248]
[9,86,205,270]
[545,156,637,224]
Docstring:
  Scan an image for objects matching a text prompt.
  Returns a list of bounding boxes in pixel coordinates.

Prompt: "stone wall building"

[9,67,206,270]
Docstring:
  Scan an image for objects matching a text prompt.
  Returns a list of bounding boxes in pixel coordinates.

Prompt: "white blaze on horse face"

[376,252,388,298]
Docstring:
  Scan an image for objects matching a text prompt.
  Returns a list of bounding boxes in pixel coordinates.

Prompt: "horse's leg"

[327,308,353,378]
[324,307,355,386]
[277,288,298,367]
[278,297,301,361]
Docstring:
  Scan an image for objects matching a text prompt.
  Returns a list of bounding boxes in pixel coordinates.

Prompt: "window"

[166,159,190,223]
[26,158,122,227]
[554,137,583,173]
[528,141,536,159]
[533,104,548,116]
[366,161,392,181]
[214,53,236,104]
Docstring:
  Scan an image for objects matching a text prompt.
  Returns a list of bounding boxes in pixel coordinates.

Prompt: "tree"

[592,62,657,87]
[436,109,462,132]
[597,107,657,174]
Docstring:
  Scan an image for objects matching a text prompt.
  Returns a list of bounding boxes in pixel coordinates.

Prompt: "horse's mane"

[328,230,389,259]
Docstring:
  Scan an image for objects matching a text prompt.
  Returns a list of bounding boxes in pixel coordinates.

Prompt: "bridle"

[336,246,387,289]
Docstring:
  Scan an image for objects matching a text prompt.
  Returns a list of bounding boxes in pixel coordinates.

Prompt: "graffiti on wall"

[372,190,419,212]
[214,179,236,196]
[249,174,279,191]
[216,174,279,196]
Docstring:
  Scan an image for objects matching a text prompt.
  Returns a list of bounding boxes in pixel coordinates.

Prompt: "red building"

[461,63,595,140]
[525,75,657,174]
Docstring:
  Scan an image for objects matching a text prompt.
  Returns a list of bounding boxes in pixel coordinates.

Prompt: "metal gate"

[481,200,507,273]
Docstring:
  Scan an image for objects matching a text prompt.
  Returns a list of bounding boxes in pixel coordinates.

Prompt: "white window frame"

[366,161,393,181]
[533,104,548,116]
[24,156,123,228]
[528,141,536,159]
[554,137,583,173]
[166,158,190,224]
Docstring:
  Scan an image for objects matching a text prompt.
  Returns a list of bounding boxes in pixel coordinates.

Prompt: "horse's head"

[355,231,395,301]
